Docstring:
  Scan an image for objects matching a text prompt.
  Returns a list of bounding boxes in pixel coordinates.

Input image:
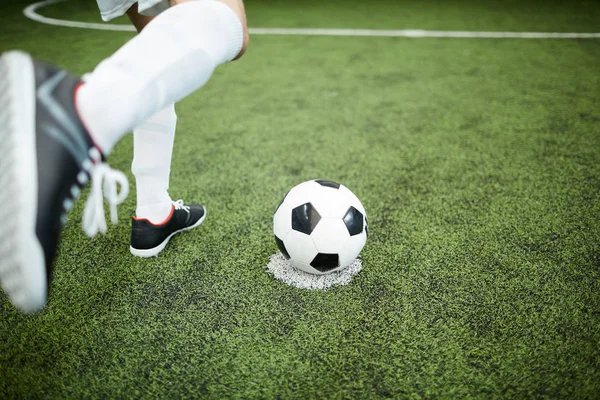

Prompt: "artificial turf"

[1,0,599,398]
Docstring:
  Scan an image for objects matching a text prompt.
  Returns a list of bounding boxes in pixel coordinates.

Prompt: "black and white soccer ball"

[273,179,368,275]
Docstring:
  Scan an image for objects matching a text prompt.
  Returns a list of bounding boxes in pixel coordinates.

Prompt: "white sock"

[76,0,243,154]
[132,103,176,223]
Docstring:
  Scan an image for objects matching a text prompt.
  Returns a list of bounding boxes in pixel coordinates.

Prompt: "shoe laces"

[173,199,191,213]
[82,158,129,237]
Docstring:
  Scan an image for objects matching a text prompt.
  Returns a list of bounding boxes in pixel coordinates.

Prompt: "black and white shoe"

[0,51,128,313]
[130,200,206,258]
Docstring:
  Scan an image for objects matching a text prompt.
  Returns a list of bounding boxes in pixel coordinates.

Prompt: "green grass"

[1,0,600,398]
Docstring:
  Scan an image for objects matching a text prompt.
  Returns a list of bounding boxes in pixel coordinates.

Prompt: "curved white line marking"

[24,0,135,31]
[24,0,600,39]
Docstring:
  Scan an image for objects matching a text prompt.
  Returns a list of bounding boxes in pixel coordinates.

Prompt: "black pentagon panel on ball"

[274,235,290,259]
[314,179,341,189]
[291,203,321,235]
[343,206,364,236]
[310,253,340,272]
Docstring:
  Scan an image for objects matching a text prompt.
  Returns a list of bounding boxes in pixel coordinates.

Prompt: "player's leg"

[125,5,189,257]
[170,0,248,60]
[126,4,175,227]
[79,0,248,153]
[130,102,178,231]
[124,3,155,31]
[130,102,204,259]
[0,0,248,312]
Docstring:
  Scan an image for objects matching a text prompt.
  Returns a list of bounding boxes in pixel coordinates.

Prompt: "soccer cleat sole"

[129,207,207,258]
[0,51,47,313]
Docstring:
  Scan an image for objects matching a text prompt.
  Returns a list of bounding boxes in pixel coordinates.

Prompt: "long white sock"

[132,103,176,223]
[76,0,243,154]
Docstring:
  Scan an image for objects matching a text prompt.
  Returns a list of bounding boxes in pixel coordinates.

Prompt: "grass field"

[1,0,600,398]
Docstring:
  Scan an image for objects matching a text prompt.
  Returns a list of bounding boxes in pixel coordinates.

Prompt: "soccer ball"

[273,179,368,275]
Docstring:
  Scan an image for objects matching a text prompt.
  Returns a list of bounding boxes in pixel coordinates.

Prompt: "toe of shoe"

[187,205,206,227]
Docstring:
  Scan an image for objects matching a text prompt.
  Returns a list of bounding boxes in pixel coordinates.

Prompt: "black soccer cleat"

[0,51,127,313]
[130,200,206,258]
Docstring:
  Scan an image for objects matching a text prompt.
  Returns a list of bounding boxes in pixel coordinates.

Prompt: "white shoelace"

[173,199,191,213]
[82,163,130,237]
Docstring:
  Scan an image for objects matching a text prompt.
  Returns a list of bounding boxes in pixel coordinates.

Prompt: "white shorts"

[96,0,170,22]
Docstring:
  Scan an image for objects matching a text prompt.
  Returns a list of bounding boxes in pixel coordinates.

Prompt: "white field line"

[24,0,600,39]
[24,0,135,31]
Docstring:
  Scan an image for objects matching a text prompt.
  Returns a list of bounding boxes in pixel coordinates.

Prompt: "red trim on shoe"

[73,82,103,159]
[132,205,175,226]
